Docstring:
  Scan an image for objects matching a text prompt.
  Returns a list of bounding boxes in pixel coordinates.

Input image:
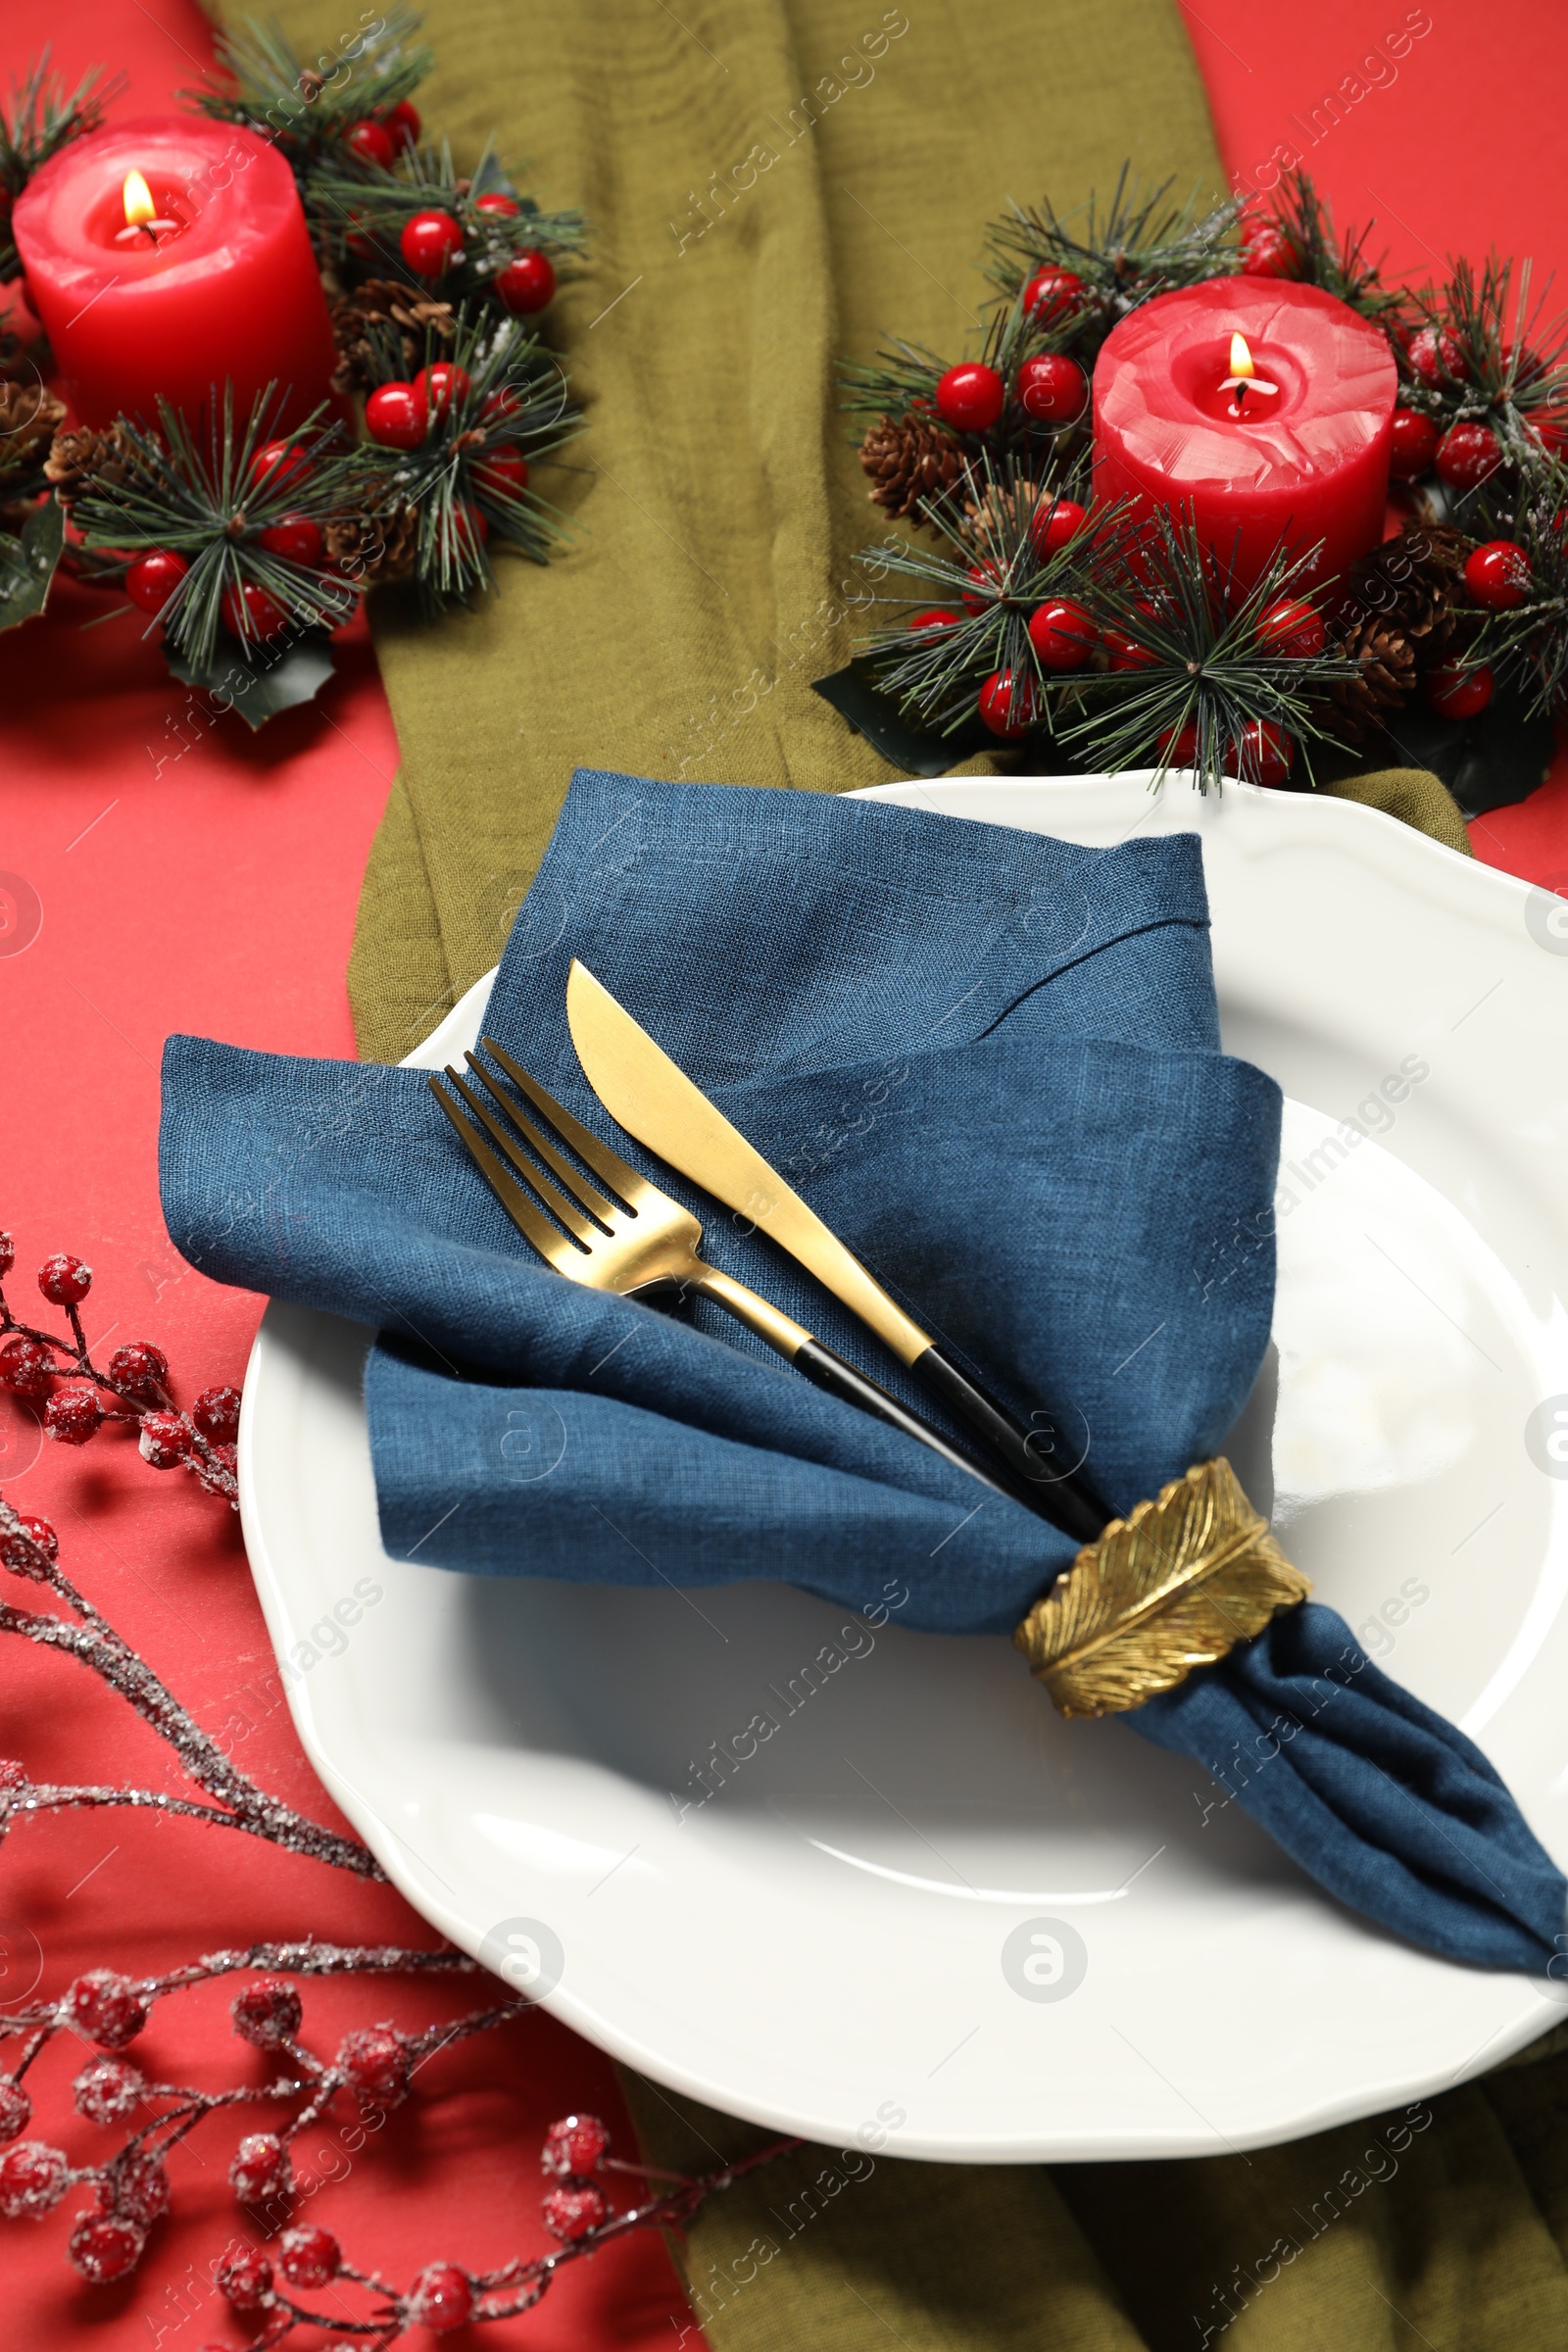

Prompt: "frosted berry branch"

[0,1230,240,1502]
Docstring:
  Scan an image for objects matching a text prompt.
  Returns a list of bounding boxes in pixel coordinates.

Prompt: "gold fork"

[429,1035,1022,1497]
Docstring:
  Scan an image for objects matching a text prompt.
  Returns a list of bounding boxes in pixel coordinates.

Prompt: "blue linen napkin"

[160,769,1566,1975]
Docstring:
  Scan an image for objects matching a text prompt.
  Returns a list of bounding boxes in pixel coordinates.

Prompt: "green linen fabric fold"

[621,2049,1568,2351]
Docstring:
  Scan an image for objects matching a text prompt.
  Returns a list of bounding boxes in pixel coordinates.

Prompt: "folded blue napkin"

[160,770,1566,1975]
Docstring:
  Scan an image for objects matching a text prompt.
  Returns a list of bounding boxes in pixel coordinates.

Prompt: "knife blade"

[564,959,1109,1543]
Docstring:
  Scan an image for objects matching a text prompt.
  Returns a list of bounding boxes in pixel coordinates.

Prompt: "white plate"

[238,774,1568,2163]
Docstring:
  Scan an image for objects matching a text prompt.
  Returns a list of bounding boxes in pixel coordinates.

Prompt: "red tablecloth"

[3,5,1565,2347]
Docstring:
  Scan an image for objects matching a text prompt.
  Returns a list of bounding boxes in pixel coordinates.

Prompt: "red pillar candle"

[1092,278,1396,598]
[14,117,336,432]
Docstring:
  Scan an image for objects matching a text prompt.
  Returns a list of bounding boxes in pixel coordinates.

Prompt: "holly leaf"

[1383,683,1555,819]
[164,633,336,731]
[812,659,1000,776]
[0,497,65,631]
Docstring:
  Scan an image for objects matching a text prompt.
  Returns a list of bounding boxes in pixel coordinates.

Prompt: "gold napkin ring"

[1013,1456,1312,1720]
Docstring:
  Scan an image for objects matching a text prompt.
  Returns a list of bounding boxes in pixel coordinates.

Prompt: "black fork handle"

[793,1340,1059,1519]
[910,1346,1110,1545]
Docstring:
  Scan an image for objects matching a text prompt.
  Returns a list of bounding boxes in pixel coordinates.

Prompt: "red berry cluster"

[342,96,421,171]
[540,2110,611,2241]
[0,1230,239,1503]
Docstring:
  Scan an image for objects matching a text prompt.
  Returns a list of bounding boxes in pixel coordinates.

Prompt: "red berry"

[217,2245,274,2307]
[193,1385,243,1444]
[108,1342,168,1403]
[1389,408,1441,479]
[481,386,523,424]
[37,1253,90,1304]
[69,2211,146,2282]
[125,550,189,615]
[1158,721,1200,767]
[74,2055,144,2125]
[384,100,421,151]
[1028,495,1088,559]
[1426,660,1494,719]
[109,2149,171,2225]
[542,2182,609,2241]
[542,2113,611,2179]
[0,1231,14,1275]
[1464,539,1531,610]
[257,514,325,566]
[229,2133,290,2206]
[279,2224,340,2286]
[344,118,395,169]
[1257,596,1326,658]
[344,211,377,261]
[1407,325,1466,387]
[0,1509,57,1575]
[1239,220,1297,278]
[495,248,556,313]
[409,2263,474,2331]
[138,1411,192,1469]
[0,1336,55,1396]
[977,668,1040,739]
[45,1387,104,1446]
[249,440,312,496]
[416,360,471,416]
[0,2078,31,2142]
[337,2024,411,2107]
[66,1969,149,2049]
[437,502,488,564]
[365,380,429,450]
[906,607,959,632]
[0,2140,70,2219]
[221,580,290,643]
[935,363,1005,434]
[475,190,520,219]
[1436,421,1501,491]
[1027,596,1098,670]
[473,444,529,498]
[1021,265,1086,324]
[1015,353,1086,424]
[1232,719,1294,787]
[1103,626,1157,670]
[231,1977,303,2051]
[960,561,999,612]
[401,208,464,278]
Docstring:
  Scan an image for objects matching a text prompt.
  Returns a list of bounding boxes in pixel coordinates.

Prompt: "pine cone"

[963,475,1041,553]
[0,382,67,481]
[330,277,457,395]
[1342,521,1465,661]
[1327,614,1418,743]
[324,502,418,586]
[858,413,964,522]
[44,420,135,504]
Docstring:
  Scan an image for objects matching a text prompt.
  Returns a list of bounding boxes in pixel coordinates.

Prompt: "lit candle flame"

[122,171,157,229]
[1220,326,1278,407]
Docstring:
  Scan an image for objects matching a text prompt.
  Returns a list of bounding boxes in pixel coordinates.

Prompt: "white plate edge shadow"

[236,769,1568,2161]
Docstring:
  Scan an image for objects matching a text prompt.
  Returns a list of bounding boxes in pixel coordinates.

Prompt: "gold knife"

[565,959,1109,1544]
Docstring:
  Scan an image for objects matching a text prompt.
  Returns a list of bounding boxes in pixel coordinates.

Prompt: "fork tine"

[480,1036,655,1207]
[462,1050,623,1225]
[428,1075,583,1270]
[444,1065,604,1248]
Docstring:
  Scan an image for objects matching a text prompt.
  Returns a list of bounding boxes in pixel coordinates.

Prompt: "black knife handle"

[910,1345,1109,1545]
[793,1339,1045,1511]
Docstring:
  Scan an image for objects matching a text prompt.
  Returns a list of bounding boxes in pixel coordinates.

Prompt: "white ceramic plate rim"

[237,772,1568,2161]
